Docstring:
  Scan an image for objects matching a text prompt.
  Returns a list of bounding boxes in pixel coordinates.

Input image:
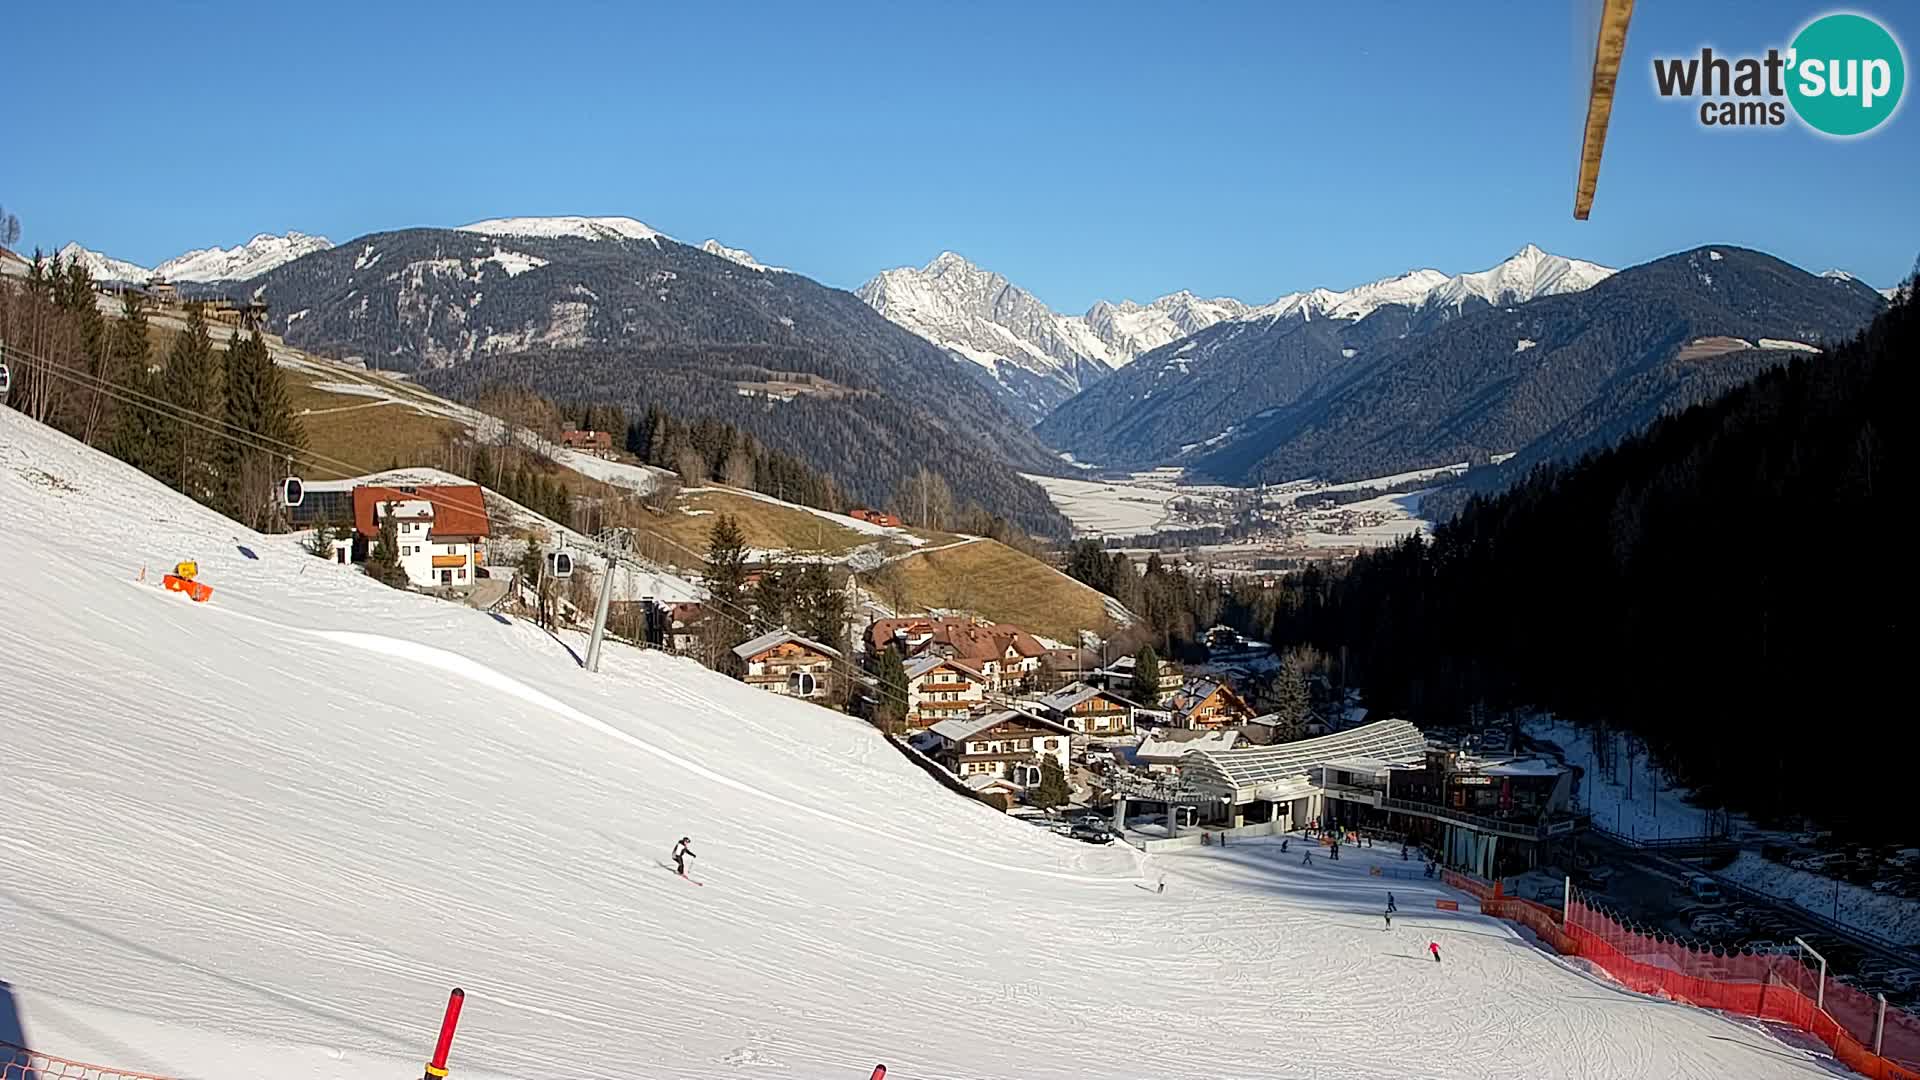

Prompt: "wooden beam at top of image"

[1575,0,1637,220]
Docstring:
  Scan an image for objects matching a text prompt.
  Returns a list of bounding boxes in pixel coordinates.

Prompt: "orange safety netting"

[1436,868,1920,1079]
[2,1042,178,1080]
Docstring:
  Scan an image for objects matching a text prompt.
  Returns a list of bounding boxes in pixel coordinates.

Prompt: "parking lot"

[1578,834,1920,1010]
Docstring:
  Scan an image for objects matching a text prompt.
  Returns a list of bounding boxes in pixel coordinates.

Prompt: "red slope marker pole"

[424,987,465,1079]
[869,1067,886,1080]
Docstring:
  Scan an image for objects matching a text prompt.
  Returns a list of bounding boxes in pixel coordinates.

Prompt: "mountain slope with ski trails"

[0,407,1834,1079]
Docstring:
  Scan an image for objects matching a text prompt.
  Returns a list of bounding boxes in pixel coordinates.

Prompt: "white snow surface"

[55,242,151,283]
[1526,716,1723,843]
[57,233,332,284]
[1717,853,1920,949]
[456,216,669,246]
[699,238,785,273]
[1757,338,1821,354]
[1240,246,1611,326]
[856,253,1248,387]
[156,232,333,282]
[0,408,1842,1079]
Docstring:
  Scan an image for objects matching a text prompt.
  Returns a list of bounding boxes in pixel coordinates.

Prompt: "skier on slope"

[1428,940,1442,964]
[1384,909,1393,930]
[672,837,696,877]
[1301,850,1313,867]
[1387,891,1397,914]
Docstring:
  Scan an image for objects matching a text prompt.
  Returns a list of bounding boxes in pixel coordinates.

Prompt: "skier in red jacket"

[1429,940,1442,964]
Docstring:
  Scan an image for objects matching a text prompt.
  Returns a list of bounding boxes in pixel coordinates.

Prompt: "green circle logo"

[1787,13,1905,136]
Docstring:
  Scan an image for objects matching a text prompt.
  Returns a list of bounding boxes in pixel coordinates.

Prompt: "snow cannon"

[163,560,214,602]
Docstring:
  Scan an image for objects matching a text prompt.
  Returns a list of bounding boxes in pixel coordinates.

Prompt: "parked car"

[1691,914,1740,938]
[1069,821,1115,845]
[1687,875,1724,903]
[1882,969,1920,993]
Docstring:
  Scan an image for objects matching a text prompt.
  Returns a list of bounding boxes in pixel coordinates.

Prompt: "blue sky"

[3,0,1912,309]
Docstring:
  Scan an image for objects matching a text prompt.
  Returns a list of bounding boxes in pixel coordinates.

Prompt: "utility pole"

[584,556,617,672]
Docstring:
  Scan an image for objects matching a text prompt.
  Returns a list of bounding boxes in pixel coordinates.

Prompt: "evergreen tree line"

[480,449,574,524]
[1060,542,1225,660]
[628,403,845,511]
[1266,281,1914,838]
[2,250,305,530]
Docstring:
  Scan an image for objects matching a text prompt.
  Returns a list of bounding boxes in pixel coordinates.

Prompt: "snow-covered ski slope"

[0,408,1834,1079]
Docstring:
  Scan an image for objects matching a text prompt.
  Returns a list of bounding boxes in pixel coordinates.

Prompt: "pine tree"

[750,556,794,630]
[305,519,337,558]
[872,646,909,734]
[704,514,752,672]
[106,291,158,475]
[363,504,409,588]
[218,330,268,523]
[1033,756,1071,810]
[707,514,750,608]
[231,326,308,530]
[1268,647,1314,739]
[796,562,847,656]
[154,304,220,504]
[1131,645,1162,704]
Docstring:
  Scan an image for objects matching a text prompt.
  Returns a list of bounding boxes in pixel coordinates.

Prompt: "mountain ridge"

[856,251,1248,421]
[1036,245,1617,466]
[227,224,1072,534]
[55,232,333,283]
[1192,245,1888,489]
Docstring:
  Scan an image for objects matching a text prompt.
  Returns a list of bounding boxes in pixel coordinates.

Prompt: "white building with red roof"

[351,483,491,590]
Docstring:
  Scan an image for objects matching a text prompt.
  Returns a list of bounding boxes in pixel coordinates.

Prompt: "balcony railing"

[1378,797,1589,841]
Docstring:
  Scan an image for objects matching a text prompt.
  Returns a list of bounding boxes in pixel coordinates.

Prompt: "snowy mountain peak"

[1425,246,1614,311]
[857,254,1252,419]
[457,216,670,246]
[1245,269,1447,324]
[925,250,978,275]
[55,242,151,283]
[155,231,333,282]
[53,232,332,285]
[699,239,784,273]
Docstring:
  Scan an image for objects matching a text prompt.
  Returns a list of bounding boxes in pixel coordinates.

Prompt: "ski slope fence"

[2,1042,178,1080]
[1445,871,1920,1079]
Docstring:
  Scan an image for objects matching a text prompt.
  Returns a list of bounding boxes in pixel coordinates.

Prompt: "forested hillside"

[1268,275,1912,836]
[423,343,1067,535]
[1196,248,1885,486]
[235,225,1070,535]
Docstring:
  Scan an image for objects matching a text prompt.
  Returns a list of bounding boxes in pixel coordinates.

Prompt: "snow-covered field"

[1026,464,1467,548]
[1294,490,1435,550]
[1716,853,1920,949]
[1527,716,1725,842]
[1022,472,1232,536]
[0,408,1845,1079]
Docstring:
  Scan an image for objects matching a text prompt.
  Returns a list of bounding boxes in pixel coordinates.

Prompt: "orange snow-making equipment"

[162,560,214,602]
